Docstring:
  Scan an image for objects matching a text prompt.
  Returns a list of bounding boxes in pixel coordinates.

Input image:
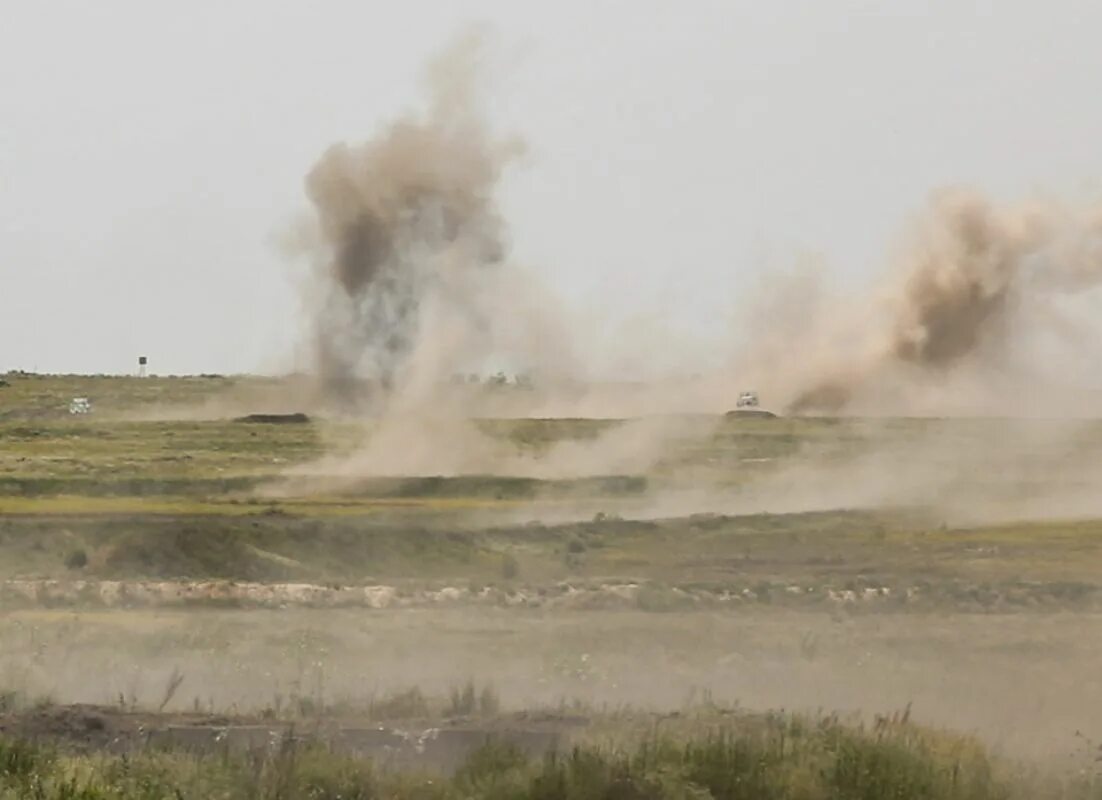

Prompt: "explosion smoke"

[300,32,523,404]
[778,189,1102,414]
[293,29,1102,425]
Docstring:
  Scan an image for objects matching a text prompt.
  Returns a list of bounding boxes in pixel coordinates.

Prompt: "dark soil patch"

[0,704,585,769]
[234,413,311,424]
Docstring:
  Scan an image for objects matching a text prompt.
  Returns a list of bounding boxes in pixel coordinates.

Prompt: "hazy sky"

[3,0,1101,375]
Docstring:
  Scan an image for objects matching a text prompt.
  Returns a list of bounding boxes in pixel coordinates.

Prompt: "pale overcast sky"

[3,1,1101,375]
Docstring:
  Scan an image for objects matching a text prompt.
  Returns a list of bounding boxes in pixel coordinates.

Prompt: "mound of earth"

[725,408,777,419]
[233,412,311,424]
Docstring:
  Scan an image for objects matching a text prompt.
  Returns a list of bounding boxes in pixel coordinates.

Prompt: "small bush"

[445,682,500,718]
[0,737,47,783]
[0,690,23,713]
[479,684,501,716]
[448,681,478,716]
[368,687,429,720]
[64,548,88,570]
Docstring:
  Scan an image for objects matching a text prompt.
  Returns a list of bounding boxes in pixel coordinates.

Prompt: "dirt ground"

[7,376,1102,772]
[2,604,1101,765]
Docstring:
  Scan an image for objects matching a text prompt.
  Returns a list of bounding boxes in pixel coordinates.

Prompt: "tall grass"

[1,711,1098,799]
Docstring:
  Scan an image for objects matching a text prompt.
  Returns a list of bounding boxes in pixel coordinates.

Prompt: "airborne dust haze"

[295,31,572,413]
[738,189,1102,417]
[294,34,1102,423]
[287,31,694,482]
[283,32,1102,527]
[14,27,1102,780]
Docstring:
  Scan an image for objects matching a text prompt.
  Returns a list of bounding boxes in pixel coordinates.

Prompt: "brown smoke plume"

[298,31,525,406]
[755,188,1102,415]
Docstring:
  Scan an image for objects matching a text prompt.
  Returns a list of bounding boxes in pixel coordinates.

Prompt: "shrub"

[64,548,88,570]
[368,687,430,720]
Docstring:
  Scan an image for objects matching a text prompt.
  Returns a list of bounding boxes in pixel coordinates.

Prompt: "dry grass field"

[5,373,1102,797]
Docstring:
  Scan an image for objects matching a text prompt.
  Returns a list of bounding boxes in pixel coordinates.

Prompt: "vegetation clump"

[0,710,1090,799]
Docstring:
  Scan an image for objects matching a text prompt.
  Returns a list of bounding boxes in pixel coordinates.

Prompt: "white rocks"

[0,578,904,611]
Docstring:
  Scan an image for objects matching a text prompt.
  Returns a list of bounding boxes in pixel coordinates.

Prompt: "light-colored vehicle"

[69,397,92,415]
[736,391,759,409]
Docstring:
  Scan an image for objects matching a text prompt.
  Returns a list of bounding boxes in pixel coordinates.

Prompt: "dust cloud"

[737,189,1102,416]
[633,416,1102,529]
[294,30,573,411]
[282,32,1102,499]
[5,605,1102,760]
[281,30,724,484]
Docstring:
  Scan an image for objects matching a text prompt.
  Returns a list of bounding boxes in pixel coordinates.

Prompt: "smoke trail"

[775,188,1102,414]
[300,31,523,404]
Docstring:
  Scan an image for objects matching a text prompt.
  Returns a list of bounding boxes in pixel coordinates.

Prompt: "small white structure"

[736,391,759,409]
[69,397,92,415]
